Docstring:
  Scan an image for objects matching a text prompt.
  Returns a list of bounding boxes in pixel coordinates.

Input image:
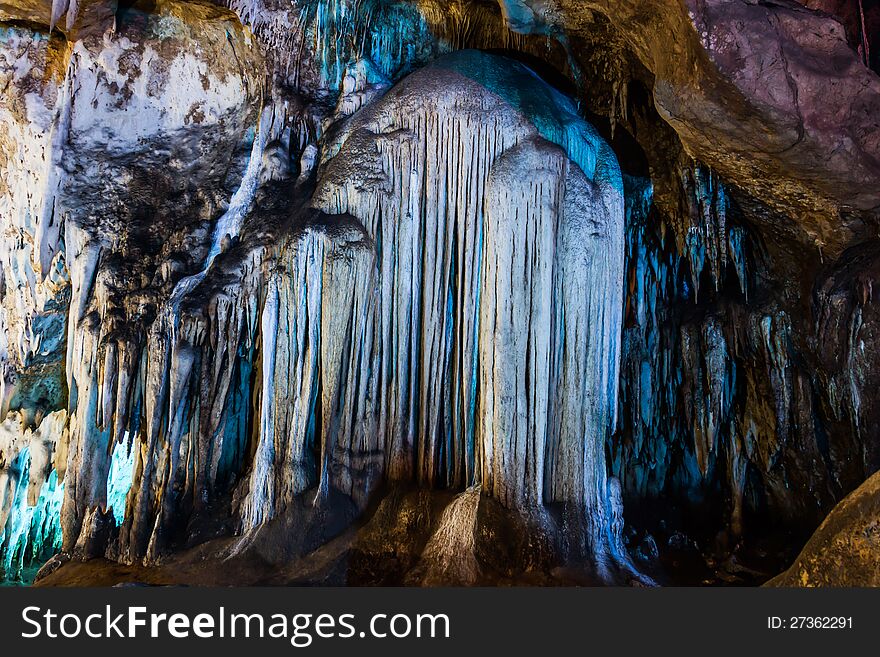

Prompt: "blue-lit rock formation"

[0,414,65,581]
[0,0,638,583]
[0,22,71,582]
[1,0,879,586]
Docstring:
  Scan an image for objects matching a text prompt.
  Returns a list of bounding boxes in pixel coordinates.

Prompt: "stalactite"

[614,170,759,534]
[0,26,72,580]
[226,0,568,106]
[0,411,66,581]
[728,226,749,301]
[681,317,736,477]
[614,176,690,499]
[241,50,631,577]
[241,215,374,529]
[10,4,269,559]
[857,0,870,67]
[681,165,728,298]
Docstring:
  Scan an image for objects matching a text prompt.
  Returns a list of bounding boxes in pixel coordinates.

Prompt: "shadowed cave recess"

[0,0,879,587]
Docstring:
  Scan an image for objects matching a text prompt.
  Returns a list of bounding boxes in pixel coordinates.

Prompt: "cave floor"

[32,510,789,588]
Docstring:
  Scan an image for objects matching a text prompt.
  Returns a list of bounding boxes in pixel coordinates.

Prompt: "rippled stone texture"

[241,50,636,581]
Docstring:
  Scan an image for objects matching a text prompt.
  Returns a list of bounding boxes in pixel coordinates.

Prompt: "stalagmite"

[414,486,482,585]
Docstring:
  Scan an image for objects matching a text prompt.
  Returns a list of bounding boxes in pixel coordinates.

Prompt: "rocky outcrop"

[1,0,265,576]
[798,1,879,71]
[536,0,880,256]
[58,0,264,560]
[768,469,880,586]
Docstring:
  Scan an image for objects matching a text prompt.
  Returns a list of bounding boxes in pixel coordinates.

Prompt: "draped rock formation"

[241,52,630,575]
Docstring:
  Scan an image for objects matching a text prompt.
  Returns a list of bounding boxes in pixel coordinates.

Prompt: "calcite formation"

[0,0,879,586]
[1,0,265,577]
[243,52,631,578]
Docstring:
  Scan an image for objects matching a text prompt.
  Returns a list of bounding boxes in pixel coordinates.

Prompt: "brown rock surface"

[768,469,880,586]
[554,0,880,254]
